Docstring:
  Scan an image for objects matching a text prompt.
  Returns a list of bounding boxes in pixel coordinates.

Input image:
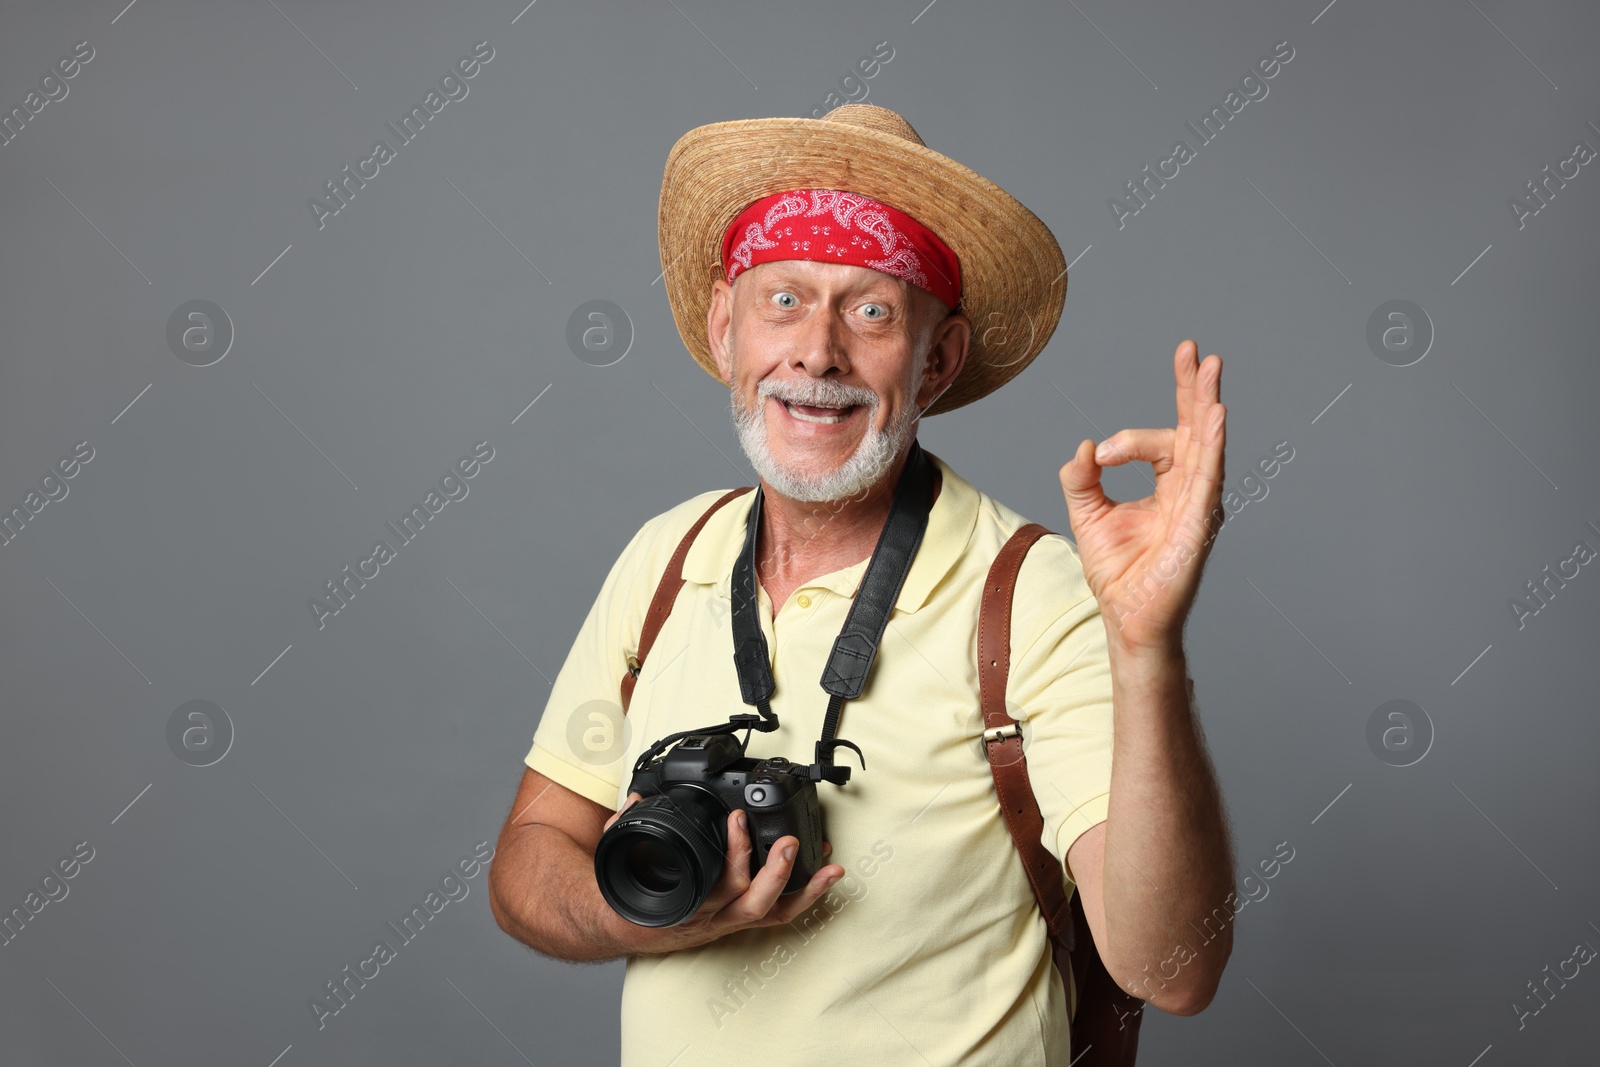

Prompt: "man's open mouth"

[780,399,860,425]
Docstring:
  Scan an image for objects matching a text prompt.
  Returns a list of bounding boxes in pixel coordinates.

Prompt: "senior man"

[489,104,1234,1066]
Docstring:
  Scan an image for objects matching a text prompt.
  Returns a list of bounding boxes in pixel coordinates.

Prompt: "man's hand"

[1053,340,1235,1014]
[600,792,846,955]
[1058,339,1226,654]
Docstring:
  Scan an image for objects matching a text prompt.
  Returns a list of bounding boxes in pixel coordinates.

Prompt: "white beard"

[729,360,926,505]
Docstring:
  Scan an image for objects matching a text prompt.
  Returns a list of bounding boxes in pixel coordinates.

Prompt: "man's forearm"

[1098,640,1235,1010]
[489,824,650,963]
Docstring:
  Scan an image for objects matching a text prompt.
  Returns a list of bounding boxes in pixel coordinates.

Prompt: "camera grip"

[746,788,825,894]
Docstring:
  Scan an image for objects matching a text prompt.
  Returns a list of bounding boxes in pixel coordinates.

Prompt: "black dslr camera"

[594,731,825,927]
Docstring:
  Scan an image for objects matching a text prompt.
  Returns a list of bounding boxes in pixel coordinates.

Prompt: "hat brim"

[658,115,1067,417]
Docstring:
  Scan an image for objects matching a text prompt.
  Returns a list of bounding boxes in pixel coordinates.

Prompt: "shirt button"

[796,594,812,609]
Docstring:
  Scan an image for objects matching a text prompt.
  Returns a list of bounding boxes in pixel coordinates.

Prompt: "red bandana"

[720,188,961,310]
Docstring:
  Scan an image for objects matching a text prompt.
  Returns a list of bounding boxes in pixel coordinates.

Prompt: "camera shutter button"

[748,786,768,803]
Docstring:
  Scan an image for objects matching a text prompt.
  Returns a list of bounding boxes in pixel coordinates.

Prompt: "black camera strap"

[728,439,936,786]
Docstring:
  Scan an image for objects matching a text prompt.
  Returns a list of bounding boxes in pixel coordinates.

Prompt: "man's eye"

[772,292,799,309]
[859,303,886,319]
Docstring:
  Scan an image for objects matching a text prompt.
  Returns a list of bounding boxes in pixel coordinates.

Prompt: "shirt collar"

[679,448,978,615]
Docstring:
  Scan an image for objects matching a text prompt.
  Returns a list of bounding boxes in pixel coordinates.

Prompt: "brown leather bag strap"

[979,523,1074,952]
[620,486,754,714]
[980,522,1144,1066]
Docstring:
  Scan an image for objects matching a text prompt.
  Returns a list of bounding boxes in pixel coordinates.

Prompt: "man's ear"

[917,309,971,411]
[707,279,734,383]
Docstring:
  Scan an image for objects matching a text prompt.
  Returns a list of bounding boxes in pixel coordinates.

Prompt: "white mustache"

[758,381,878,409]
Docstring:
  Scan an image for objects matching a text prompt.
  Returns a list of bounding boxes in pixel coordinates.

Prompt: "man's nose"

[788,304,852,378]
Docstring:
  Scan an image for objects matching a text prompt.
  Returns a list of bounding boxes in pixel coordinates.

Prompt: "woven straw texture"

[658,104,1067,417]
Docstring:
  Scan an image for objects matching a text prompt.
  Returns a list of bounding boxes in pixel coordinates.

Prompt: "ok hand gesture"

[1057,339,1226,655]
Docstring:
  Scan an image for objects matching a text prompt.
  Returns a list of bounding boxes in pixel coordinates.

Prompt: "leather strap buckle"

[982,722,1020,744]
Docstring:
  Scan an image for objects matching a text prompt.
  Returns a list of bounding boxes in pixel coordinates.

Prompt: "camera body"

[595,731,826,927]
[633,732,826,885]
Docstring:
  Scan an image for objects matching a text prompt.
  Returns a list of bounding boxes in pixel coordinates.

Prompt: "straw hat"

[657,103,1067,417]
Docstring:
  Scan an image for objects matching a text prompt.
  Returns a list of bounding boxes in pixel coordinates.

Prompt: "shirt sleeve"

[1004,532,1115,886]
[524,506,681,810]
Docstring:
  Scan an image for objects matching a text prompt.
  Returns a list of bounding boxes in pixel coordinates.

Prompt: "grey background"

[2,0,1597,1064]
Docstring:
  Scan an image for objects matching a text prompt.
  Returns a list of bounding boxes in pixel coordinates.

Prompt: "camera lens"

[626,837,684,894]
[594,789,727,927]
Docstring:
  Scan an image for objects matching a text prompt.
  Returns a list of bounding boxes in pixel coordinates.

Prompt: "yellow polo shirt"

[524,448,1115,1066]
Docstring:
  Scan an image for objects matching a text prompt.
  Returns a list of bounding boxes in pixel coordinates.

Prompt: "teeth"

[783,401,853,424]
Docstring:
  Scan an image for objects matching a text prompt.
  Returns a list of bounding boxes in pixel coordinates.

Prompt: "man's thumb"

[1059,438,1109,517]
[604,792,644,832]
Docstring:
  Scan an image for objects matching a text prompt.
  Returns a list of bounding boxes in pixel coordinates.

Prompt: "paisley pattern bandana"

[720,188,962,310]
